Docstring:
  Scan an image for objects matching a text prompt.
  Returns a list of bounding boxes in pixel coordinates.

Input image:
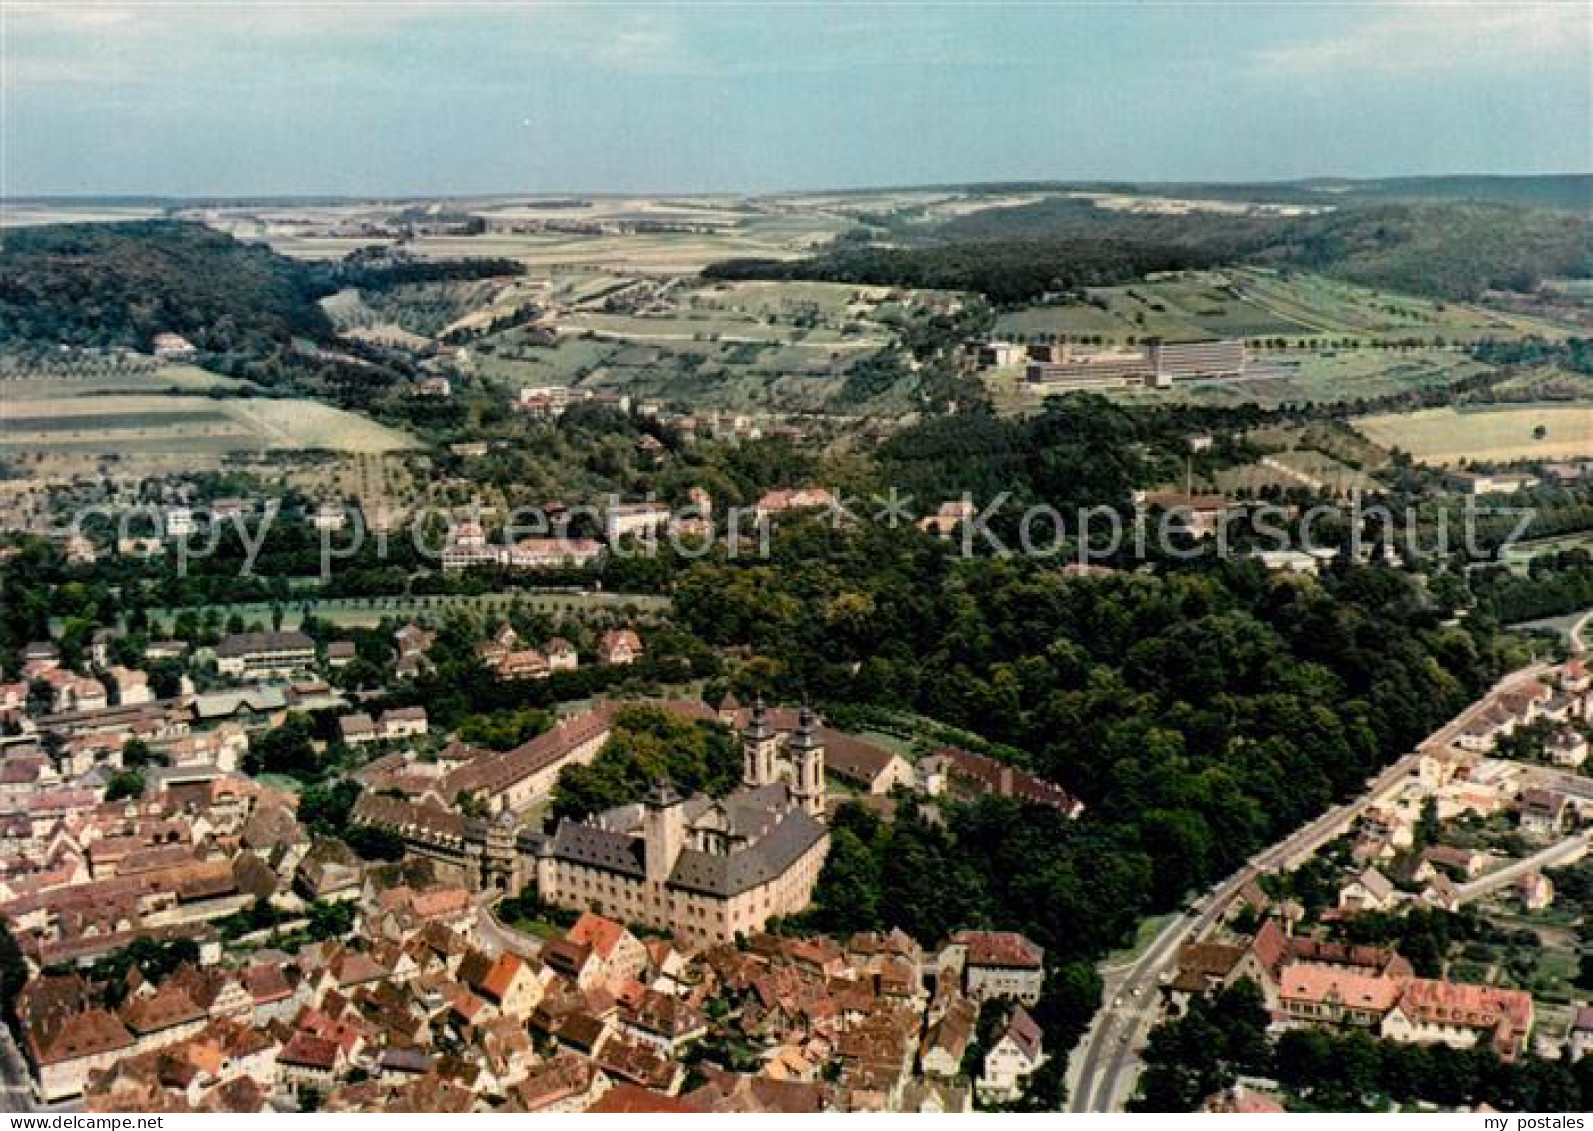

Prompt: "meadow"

[1353,404,1593,464]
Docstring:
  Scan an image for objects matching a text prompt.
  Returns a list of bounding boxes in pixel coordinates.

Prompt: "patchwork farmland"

[0,392,419,457]
[995,268,1578,346]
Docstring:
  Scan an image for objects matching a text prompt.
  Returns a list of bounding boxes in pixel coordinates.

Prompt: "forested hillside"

[0,221,524,409]
[703,236,1221,305]
[0,221,331,351]
[0,220,527,352]
[707,197,1589,303]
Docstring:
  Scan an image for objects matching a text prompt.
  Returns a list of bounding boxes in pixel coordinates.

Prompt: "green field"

[0,355,248,397]
[995,268,1577,346]
[463,275,912,412]
[1094,348,1489,410]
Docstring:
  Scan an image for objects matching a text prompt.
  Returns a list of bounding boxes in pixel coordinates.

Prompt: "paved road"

[473,896,543,960]
[1455,831,1591,903]
[1066,659,1555,1113]
[1538,768,1593,804]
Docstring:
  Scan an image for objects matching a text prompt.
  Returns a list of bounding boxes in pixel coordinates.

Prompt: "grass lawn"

[1101,912,1179,971]
[504,915,566,940]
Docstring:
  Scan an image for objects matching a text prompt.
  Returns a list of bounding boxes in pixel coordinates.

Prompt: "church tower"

[743,697,780,787]
[642,778,685,885]
[788,705,826,818]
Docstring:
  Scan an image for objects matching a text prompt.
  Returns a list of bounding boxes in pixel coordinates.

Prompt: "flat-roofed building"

[1146,338,1246,383]
[1026,348,1152,389]
[214,631,316,679]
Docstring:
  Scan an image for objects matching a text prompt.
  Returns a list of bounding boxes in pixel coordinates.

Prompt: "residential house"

[547,638,579,672]
[754,488,837,522]
[565,912,649,988]
[1569,1007,1593,1062]
[1519,789,1572,839]
[1339,867,1398,914]
[920,995,976,1078]
[338,714,378,747]
[977,1006,1045,1101]
[106,667,153,707]
[597,630,643,666]
[1550,729,1588,769]
[1516,872,1555,912]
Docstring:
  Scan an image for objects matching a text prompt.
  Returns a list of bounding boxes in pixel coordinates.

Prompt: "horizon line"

[4,171,1591,207]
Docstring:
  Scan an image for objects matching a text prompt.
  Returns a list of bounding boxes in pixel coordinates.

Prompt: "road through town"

[1066,654,1561,1112]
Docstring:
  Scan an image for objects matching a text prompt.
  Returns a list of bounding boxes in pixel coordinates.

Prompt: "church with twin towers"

[522,699,832,945]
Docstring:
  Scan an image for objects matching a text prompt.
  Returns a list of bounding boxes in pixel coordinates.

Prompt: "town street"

[1065,654,1562,1113]
[1454,830,1591,903]
[473,895,544,961]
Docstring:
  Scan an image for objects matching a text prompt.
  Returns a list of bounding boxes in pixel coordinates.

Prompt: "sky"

[2,1,1589,197]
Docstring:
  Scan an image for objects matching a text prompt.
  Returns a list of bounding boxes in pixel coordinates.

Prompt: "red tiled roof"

[951,930,1043,969]
[587,1084,695,1113]
[567,911,629,961]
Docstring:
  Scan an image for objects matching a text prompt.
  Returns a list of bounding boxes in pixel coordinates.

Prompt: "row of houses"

[1169,919,1536,1061]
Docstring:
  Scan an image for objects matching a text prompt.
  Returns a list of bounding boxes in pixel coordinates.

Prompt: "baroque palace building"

[523,702,831,945]
[353,701,832,945]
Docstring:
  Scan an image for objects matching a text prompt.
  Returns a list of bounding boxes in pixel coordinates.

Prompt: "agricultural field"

[1213,448,1379,496]
[0,393,419,458]
[994,268,1577,346]
[1234,269,1575,342]
[1156,348,1491,409]
[1352,404,1593,464]
[1244,421,1389,470]
[330,227,829,276]
[1007,347,1494,413]
[0,203,164,228]
[1541,277,1593,302]
[1482,365,1593,402]
[459,276,922,411]
[1498,531,1593,572]
[0,352,248,396]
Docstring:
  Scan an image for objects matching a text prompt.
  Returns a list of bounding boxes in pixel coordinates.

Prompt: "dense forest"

[704,237,1222,305]
[665,516,1505,1105]
[707,198,1589,303]
[0,221,333,351]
